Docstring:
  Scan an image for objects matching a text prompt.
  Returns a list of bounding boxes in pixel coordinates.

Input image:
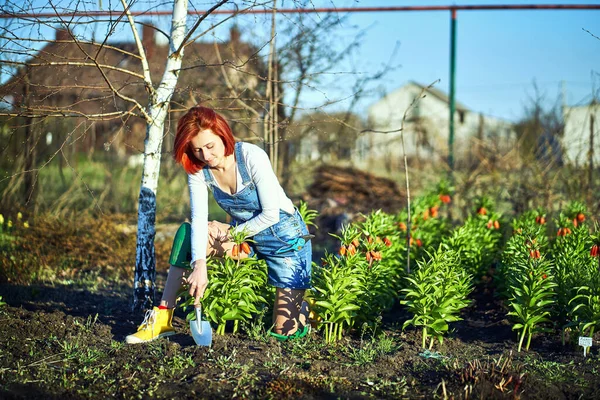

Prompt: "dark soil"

[1,274,599,399]
[1,217,599,399]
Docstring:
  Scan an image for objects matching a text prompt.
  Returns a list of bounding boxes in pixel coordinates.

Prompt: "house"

[0,25,266,160]
[356,81,515,171]
[293,111,363,163]
[562,101,600,165]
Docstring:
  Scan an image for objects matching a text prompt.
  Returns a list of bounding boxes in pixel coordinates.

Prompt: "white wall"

[563,104,600,165]
[362,83,514,166]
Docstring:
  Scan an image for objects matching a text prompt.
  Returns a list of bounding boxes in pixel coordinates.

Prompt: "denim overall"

[201,143,312,290]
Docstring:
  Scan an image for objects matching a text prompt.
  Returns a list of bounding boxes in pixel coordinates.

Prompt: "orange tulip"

[347,244,357,256]
[439,194,451,204]
[240,242,251,255]
[529,249,540,259]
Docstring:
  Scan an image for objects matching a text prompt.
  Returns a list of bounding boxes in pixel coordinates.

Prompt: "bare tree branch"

[0,109,139,119]
[1,59,146,79]
[120,0,155,98]
[177,39,270,72]
[49,8,152,122]
[181,1,270,51]
[583,28,600,41]
[0,35,144,60]
[172,0,230,58]
[213,41,262,119]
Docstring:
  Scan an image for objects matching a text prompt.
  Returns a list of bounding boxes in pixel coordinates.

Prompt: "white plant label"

[578,336,593,357]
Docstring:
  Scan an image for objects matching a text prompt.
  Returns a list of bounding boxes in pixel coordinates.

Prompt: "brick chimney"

[230,26,241,44]
[142,24,155,59]
[56,29,71,42]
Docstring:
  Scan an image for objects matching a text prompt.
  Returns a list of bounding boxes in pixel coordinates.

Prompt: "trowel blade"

[190,306,212,346]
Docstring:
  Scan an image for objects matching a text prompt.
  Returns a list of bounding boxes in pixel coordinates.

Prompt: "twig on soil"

[21,379,44,384]
[26,352,65,368]
[437,378,448,399]
[277,364,293,376]
[120,370,137,383]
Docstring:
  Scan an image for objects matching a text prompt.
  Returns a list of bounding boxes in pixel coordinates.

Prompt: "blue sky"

[8,0,600,122]
[292,0,600,122]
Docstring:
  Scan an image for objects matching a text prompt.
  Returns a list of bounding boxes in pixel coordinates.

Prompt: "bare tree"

[0,0,255,311]
[271,4,400,188]
[514,82,564,165]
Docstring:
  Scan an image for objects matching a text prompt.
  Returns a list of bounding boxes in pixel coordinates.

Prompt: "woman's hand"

[186,259,208,306]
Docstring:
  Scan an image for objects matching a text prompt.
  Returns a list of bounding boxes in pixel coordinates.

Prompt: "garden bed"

[1,203,600,399]
[0,276,599,399]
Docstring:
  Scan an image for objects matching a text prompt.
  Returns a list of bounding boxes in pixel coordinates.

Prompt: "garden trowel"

[190,305,212,346]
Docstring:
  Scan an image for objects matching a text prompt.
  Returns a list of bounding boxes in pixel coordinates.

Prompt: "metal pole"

[4,5,600,19]
[448,8,457,172]
[589,110,595,197]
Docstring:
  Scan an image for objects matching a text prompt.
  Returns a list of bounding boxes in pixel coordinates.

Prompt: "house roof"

[369,80,470,113]
[563,99,599,111]
[407,80,469,112]
[0,26,266,121]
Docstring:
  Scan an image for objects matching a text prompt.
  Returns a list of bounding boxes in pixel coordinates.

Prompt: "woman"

[126,106,312,344]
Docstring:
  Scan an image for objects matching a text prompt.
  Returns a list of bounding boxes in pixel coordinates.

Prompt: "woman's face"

[190,129,227,168]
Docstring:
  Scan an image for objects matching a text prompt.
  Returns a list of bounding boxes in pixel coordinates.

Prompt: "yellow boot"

[125,307,175,344]
[304,297,322,330]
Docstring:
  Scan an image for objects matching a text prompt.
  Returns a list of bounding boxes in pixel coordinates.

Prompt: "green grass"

[345,332,401,366]
[1,153,227,221]
[522,355,586,386]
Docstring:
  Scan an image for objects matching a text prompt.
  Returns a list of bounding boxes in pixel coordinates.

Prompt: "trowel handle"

[194,305,203,333]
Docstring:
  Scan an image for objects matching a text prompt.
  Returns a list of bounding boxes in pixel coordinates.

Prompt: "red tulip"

[439,194,451,204]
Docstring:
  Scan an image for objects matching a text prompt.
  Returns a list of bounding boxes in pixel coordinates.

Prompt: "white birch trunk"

[133,0,188,311]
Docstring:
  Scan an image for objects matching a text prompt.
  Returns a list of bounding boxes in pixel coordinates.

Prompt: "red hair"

[173,106,236,174]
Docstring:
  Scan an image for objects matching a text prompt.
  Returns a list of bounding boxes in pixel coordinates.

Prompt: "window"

[0,95,14,110]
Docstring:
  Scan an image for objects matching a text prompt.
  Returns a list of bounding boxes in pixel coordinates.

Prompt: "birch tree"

[131,0,190,311]
[123,0,233,310]
[0,0,234,310]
